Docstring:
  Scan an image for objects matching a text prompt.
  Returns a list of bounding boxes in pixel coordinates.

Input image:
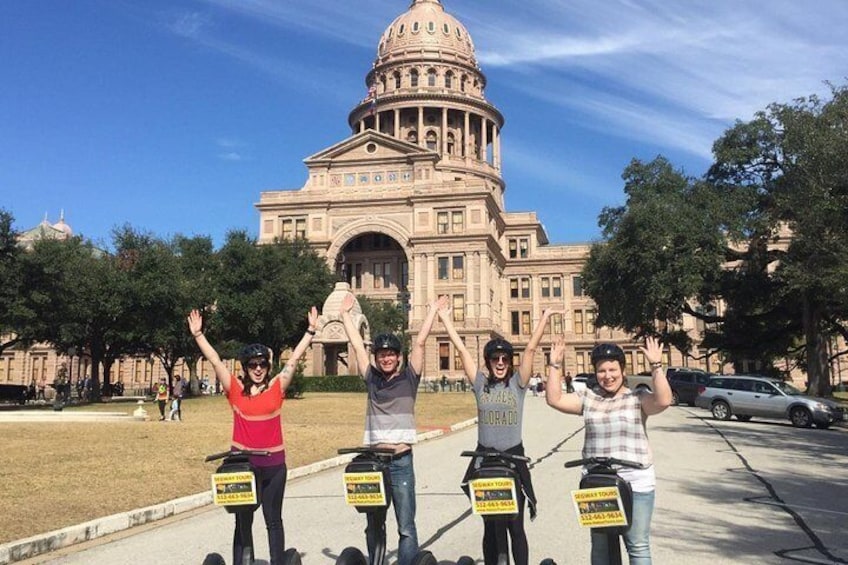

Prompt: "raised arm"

[545,334,583,414]
[638,336,672,415]
[435,297,477,382]
[339,294,370,377]
[187,310,233,393]
[518,308,560,386]
[276,306,319,391]
[408,295,447,375]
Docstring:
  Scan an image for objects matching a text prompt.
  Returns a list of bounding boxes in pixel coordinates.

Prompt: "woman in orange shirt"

[188,307,318,565]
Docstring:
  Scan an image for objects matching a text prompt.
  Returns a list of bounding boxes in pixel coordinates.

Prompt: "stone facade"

[256,0,703,380]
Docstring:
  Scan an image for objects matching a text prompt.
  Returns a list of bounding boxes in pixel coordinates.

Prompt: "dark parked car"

[667,370,713,406]
[695,375,845,429]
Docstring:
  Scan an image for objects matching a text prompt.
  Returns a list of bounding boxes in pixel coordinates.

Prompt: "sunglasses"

[246,360,270,370]
[488,354,511,363]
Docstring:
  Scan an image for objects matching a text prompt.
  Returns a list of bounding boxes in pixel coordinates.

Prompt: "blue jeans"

[389,452,418,565]
[591,490,654,565]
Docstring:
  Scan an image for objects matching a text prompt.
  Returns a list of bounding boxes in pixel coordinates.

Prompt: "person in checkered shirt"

[546,335,671,565]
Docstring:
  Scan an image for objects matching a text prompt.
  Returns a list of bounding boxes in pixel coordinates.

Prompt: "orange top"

[227,377,286,467]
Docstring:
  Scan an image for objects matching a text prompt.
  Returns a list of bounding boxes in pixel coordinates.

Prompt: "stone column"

[418,106,425,148]
[441,107,448,155]
[464,111,471,162]
[394,108,400,138]
[481,117,488,162]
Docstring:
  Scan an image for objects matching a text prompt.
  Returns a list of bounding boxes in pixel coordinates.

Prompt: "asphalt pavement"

[11,396,848,565]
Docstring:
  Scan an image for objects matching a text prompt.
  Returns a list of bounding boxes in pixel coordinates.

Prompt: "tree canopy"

[583,83,848,395]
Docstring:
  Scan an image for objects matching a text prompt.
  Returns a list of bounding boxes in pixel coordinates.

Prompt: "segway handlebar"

[461,450,531,463]
[337,446,399,457]
[564,456,645,470]
[204,449,271,463]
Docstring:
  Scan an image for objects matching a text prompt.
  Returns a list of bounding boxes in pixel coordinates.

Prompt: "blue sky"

[3,0,846,249]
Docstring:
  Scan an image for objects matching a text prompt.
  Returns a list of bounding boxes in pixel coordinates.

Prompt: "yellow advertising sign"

[469,477,519,516]
[343,472,388,507]
[570,486,628,528]
[211,471,258,506]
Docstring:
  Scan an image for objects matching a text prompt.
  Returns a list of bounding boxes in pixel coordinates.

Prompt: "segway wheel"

[410,550,437,565]
[539,559,558,565]
[202,553,226,565]
[456,555,476,565]
[282,547,302,565]
[336,546,367,565]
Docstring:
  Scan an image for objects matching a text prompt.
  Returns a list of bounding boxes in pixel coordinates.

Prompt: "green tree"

[357,294,409,350]
[583,84,848,395]
[215,231,335,364]
[0,209,28,355]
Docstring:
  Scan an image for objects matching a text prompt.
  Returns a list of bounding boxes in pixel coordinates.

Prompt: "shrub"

[299,375,366,393]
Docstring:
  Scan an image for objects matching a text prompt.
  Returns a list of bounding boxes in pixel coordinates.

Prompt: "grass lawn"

[0,391,476,545]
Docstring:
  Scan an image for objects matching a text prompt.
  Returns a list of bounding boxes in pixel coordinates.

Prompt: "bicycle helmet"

[484,338,514,361]
[590,343,626,369]
[372,333,402,354]
[238,343,271,367]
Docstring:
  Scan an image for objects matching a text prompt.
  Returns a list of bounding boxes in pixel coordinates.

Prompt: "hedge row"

[291,375,367,395]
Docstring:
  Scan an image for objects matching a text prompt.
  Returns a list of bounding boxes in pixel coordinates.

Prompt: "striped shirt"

[579,387,655,491]
[227,377,286,467]
[363,365,420,445]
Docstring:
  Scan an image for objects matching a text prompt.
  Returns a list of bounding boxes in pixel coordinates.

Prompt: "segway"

[202,449,301,565]
[456,450,554,565]
[335,446,437,565]
[564,456,644,565]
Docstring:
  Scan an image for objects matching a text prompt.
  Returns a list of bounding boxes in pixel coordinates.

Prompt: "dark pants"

[482,488,528,565]
[157,399,166,419]
[234,463,288,565]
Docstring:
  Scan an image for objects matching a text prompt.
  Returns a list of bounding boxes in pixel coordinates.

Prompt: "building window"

[574,310,584,334]
[573,275,584,297]
[521,278,530,299]
[280,216,307,240]
[438,257,449,280]
[400,262,409,290]
[553,276,562,297]
[427,68,436,86]
[352,263,363,289]
[452,210,464,232]
[410,69,419,88]
[508,237,529,258]
[452,294,465,322]
[541,278,550,298]
[373,262,390,289]
[576,351,587,374]
[552,313,563,334]
[426,130,437,150]
[393,71,401,89]
[439,341,450,371]
[445,71,453,89]
[452,256,464,280]
[437,209,464,233]
[521,311,531,335]
[510,278,519,299]
[454,338,464,370]
[586,310,596,334]
[511,311,520,335]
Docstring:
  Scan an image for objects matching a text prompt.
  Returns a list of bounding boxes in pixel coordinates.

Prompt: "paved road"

[30,398,848,564]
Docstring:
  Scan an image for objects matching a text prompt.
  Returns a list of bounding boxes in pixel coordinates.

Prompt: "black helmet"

[238,343,271,366]
[372,333,402,354]
[484,338,514,361]
[590,343,626,369]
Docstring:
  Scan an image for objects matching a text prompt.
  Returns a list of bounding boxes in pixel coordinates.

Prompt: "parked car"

[568,373,597,392]
[668,370,713,406]
[695,374,845,429]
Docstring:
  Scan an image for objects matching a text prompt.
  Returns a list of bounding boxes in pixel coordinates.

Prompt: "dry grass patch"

[0,392,476,544]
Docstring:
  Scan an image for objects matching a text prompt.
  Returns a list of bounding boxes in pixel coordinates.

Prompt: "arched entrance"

[335,231,410,305]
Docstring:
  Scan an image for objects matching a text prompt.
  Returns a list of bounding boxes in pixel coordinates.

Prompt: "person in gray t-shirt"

[438,303,561,565]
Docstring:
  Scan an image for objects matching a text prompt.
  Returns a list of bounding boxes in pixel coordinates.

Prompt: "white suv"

[695,375,844,429]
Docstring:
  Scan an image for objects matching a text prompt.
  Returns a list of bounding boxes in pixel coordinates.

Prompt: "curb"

[0,417,478,564]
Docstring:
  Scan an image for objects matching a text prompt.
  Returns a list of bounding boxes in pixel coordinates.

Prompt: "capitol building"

[3,0,716,392]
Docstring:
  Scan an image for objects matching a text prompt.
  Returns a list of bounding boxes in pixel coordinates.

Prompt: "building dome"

[376,0,477,67]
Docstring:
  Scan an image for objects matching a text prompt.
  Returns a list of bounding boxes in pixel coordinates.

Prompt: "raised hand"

[187,310,203,337]
[340,293,355,314]
[307,306,319,330]
[640,336,663,365]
